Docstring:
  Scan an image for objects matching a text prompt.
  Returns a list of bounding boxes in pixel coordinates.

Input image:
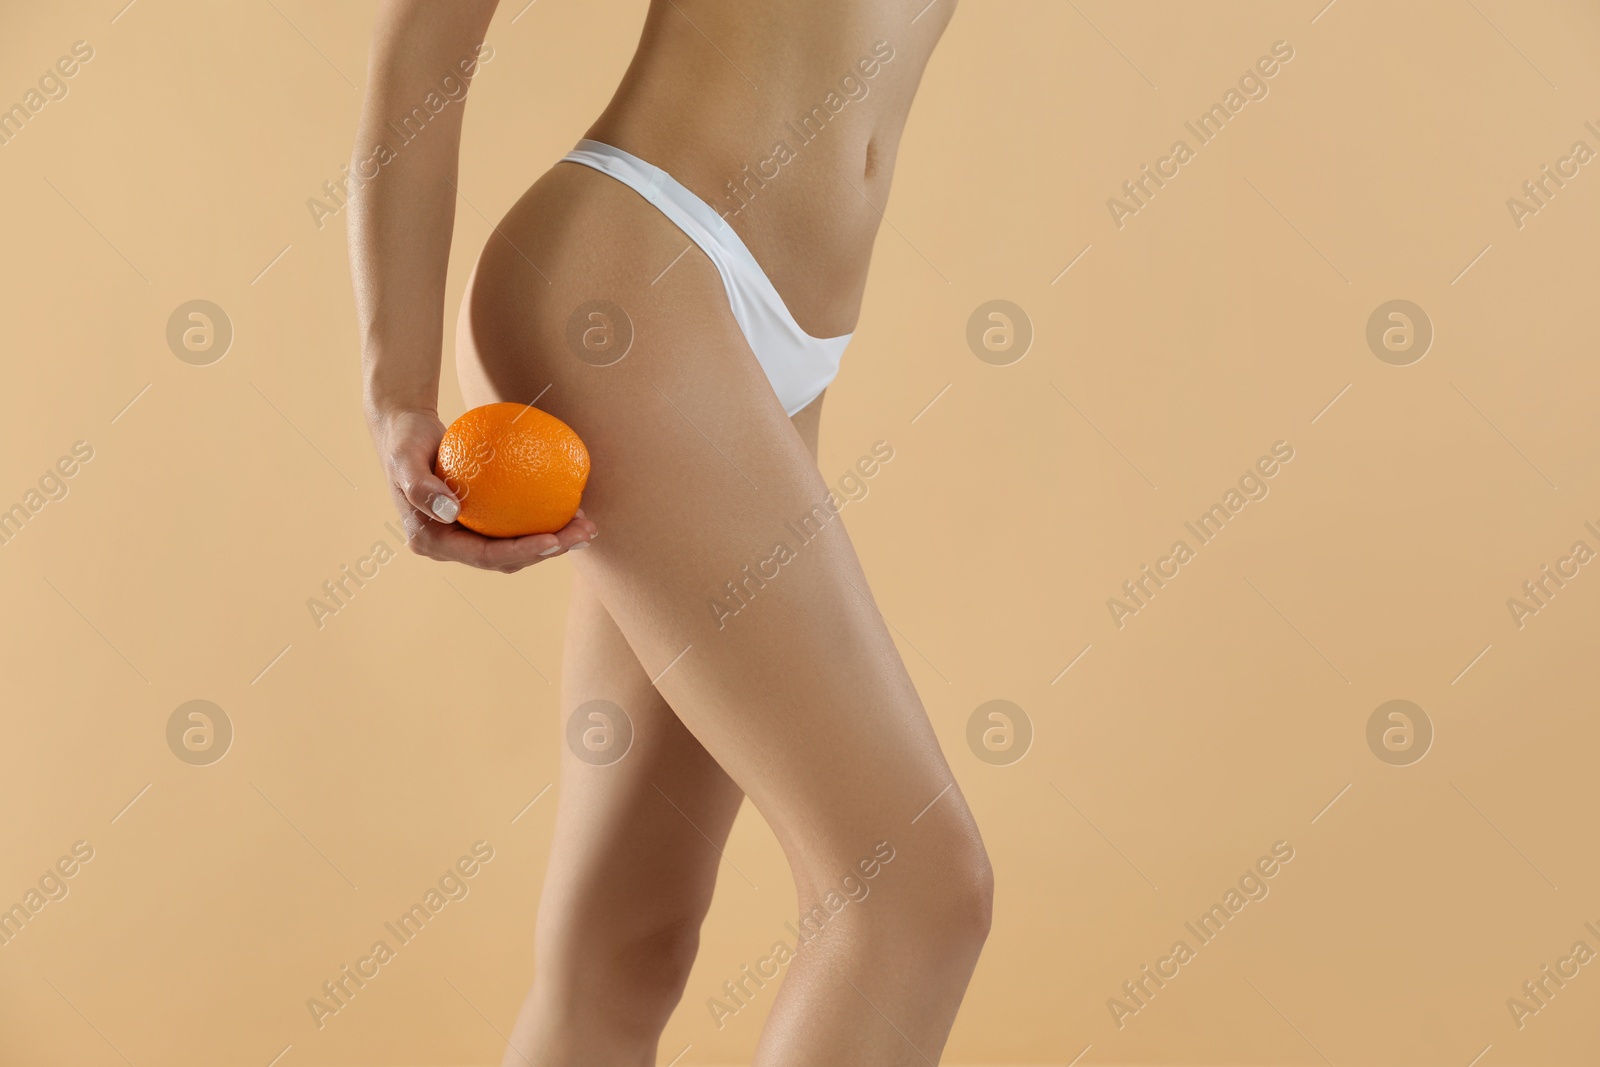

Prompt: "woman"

[349,1,990,1063]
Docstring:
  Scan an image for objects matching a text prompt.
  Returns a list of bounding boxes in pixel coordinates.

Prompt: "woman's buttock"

[457,162,717,402]
[455,143,834,424]
[455,157,811,453]
[456,0,955,465]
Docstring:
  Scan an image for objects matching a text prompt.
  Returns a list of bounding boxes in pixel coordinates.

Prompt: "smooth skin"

[350,3,990,1065]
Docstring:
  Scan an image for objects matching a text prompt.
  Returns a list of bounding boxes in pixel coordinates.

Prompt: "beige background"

[2,0,1598,1064]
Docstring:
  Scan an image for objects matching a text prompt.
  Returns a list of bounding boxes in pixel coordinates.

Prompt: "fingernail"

[567,541,589,550]
[431,495,460,523]
[575,508,586,519]
[588,529,598,540]
[539,544,563,556]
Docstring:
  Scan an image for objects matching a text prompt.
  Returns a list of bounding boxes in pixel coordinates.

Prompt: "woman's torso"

[581,0,956,337]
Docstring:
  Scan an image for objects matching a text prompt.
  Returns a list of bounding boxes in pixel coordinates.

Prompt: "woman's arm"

[350,0,595,571]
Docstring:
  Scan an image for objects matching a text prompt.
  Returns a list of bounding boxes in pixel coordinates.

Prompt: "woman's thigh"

[456,163,981,891]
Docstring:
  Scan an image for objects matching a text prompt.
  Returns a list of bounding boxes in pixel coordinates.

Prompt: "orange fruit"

[435,403,590,537]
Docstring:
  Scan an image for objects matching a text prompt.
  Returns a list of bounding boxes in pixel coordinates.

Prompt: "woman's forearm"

[348,0,499,417]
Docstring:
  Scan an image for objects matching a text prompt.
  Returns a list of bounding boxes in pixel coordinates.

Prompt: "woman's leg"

[460,163,992,1066]
[498,398,827,1067]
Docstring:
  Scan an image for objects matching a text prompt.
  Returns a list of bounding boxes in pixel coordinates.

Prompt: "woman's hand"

[370,404,598,573]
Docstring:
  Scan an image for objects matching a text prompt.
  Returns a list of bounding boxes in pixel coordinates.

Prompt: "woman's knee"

[956,832,995,945]
[793,809,993,960]
[917,821,995,951]
[618,912,704,994]
[538,908,705,1021]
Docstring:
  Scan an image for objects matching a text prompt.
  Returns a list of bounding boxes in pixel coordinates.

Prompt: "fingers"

[540,510,600,559]
[400,505,600,572]
[393,442,462,524]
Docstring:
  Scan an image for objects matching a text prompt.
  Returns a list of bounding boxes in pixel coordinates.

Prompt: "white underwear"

[560,139,852,416]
